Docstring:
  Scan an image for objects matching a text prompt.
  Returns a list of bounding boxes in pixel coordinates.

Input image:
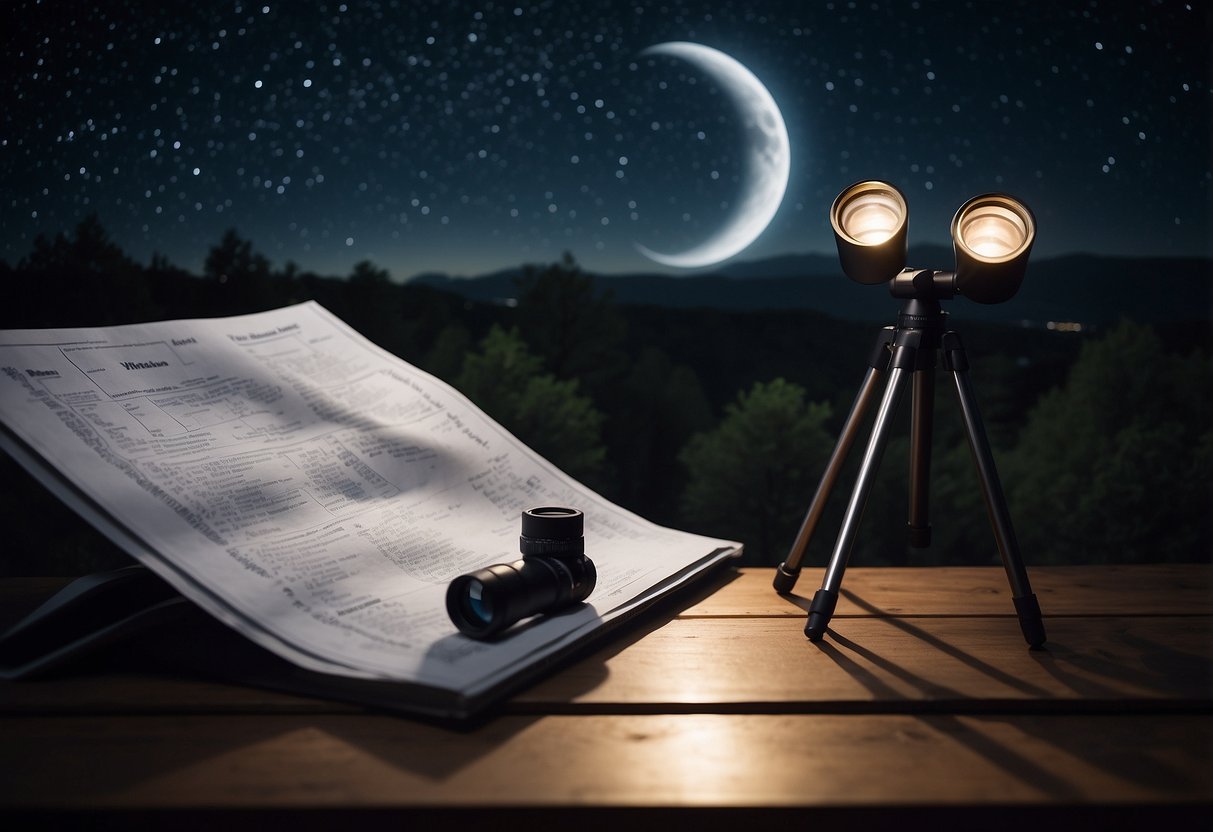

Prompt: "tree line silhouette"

[1,217,1209,575]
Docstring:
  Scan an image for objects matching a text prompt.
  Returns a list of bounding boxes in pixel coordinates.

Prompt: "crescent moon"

[636,42,791,269]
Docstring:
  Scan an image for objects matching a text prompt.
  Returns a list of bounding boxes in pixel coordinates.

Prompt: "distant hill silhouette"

[412,250,1212,327]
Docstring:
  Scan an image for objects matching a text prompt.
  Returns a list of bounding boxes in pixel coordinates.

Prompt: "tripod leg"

[775,327,895,593]
[907,366,935,548]
[943,333,1046,647]
[775,367,883,593]
[805,366,911,641]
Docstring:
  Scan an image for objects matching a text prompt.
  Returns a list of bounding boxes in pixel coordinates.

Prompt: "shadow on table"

[812,588,1210,799]
[1,565,745,792]
[1028,627,1213,702]
[500,564,746,711]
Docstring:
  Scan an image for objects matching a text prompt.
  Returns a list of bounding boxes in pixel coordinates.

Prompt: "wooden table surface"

[2,565,1210,830]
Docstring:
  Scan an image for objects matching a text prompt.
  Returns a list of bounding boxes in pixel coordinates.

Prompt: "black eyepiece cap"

[520,506,584,556]
[521,506,583,538]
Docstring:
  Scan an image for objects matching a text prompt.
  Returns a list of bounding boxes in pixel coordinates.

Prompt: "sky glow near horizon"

[3,1,1210,280]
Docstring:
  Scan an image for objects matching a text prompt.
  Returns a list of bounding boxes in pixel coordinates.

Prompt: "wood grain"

[1,566,1211,826]
[5,566,1209,630]
[5,614,1208,716]
[514,615,1213,710]
[1,713,1208,810]
[682,565,1213,618]
[3,568,1211,716]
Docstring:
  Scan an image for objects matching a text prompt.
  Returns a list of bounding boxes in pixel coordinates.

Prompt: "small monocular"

[446,507,596,639]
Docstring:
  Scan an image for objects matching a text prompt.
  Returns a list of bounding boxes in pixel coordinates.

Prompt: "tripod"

[774,275,1046,647]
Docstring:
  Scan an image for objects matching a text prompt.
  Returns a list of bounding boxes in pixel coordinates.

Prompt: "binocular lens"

[830,181,909,285]
[833,183,906,246]
[954,198,1033,261]
[839,193,903,244]
[951,193,1036,304]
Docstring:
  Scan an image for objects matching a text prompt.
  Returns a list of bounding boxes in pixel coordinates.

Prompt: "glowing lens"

[835,186,906,245]
[955,198,1034,261]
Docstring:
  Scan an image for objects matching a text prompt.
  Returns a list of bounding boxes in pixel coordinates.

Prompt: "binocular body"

[830,180,1036,304]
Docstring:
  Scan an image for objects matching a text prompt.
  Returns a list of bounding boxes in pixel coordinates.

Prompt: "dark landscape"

[2,219,1209,575]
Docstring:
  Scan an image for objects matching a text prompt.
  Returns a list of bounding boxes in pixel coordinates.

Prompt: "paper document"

[0,302,739,698]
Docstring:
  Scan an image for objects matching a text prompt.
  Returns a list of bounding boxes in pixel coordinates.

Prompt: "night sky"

[3,1,1210,280]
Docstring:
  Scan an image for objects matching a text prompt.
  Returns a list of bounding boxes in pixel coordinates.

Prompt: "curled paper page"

[0,302,739,697]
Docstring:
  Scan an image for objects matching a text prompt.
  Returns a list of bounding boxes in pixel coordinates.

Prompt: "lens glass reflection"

[956,200,1032,261]
[467,579,492,624]
[837,188,905,245]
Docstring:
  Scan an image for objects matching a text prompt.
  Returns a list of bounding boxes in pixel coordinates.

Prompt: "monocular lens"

[448,571,507,637]
[465,579,492,624]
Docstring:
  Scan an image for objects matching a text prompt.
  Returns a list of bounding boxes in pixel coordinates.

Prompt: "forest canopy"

[1,218,1209,574]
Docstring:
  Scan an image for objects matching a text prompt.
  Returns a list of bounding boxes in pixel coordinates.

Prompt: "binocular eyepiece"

[446,507,596,639]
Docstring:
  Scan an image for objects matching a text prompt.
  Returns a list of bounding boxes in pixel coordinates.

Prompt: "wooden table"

[2,566,1210,830]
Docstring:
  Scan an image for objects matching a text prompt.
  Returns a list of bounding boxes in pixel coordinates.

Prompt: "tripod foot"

[773,562,801,594]
[804,589,839,642]
[1014,593,1047,648]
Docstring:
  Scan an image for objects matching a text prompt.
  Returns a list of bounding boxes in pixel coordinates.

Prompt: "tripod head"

[888,268,954,342]
[889,268,957,301]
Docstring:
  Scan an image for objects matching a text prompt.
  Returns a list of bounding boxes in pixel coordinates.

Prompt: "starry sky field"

[3,1,1210,280]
